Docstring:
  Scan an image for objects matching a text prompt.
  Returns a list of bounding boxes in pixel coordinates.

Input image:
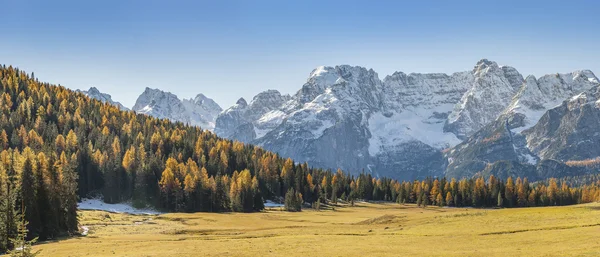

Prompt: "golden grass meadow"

[33,202,600,256]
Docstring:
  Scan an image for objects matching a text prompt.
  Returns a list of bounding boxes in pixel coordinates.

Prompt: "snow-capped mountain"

[132,87,222,131]
[214,59,599,180]
[78,87,128,111]
[182,93,223,130]
[444,69,600,179]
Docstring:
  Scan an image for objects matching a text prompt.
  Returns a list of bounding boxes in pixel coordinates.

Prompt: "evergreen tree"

[252,176,264,211]
[497,193,504,208]
[1,151,20,251]
[212,176,230,212]
[284,189,302,212]
[19,156,39,239]
[7,208,40,257]
[58,153,78,234]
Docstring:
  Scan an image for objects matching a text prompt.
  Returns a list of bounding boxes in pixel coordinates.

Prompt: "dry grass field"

[33,202,600,256]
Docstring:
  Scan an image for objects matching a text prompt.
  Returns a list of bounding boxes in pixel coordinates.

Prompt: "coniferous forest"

[0,65,599,253]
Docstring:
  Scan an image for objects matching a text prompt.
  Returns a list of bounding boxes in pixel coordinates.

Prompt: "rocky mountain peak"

[236,97,248,107]
[573,70,599,83]
[78,87,128,111]
[298,65,381,105]
[524,74,538,84]
[133,88,179,111]
[132,88,221,131]
[473,59,500,74]
[251,90,287,104]
[87,86,101,95]
[189,93,222,112]
[445,59,524,138]
[192,93,208,103]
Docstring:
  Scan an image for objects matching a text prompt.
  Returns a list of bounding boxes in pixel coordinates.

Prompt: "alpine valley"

[85,59,600,181]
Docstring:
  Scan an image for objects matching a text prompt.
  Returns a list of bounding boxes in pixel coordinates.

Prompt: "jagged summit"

[78,87,128,111]
[502,69,600,133]
[445,59,524,138]
[236,97,248,107]
[87,86,101,94]
[132,88,221,131]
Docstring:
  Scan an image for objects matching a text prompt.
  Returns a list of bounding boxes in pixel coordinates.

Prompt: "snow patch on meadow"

[78,198,162,215]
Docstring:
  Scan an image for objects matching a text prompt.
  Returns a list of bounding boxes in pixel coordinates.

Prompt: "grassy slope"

[34,202,600,256]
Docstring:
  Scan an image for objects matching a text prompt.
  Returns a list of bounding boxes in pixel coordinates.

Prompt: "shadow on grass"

[582,205,600,211]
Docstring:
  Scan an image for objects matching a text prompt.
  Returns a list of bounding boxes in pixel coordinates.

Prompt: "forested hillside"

[0,65,390,250]
[0,65,599,254]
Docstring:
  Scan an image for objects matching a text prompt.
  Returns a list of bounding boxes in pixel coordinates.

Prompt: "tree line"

[391,176,600,208]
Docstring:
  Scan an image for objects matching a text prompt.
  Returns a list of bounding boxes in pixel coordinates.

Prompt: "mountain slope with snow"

[524,85,600,161]
[444,70,600,178]
[214,90,290,142]
[502,70,599,133]
[444,60,524,139]
[132,87,222,131]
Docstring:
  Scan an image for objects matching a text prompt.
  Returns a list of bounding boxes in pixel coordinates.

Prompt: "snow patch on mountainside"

[368,107,461,156]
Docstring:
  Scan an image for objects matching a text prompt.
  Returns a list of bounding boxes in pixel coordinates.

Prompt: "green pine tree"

[7,209,40,257]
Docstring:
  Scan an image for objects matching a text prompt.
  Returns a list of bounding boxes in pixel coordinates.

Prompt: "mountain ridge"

[132,87,223,131]
[214,59,599,180]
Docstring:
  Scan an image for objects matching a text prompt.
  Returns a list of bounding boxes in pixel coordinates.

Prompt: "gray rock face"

[444,118,537,179]
[477,160,537,180]
[259,117,372,176]
[373,140,445,181]
[524,86,600,161]
[535,159,586,179]
[214,98,256,142]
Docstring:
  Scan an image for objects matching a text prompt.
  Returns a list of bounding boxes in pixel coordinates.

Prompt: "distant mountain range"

[80,87,223,131]
[82,59,600,181]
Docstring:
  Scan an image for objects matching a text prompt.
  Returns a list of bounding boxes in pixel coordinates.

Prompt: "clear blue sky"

[1,0,599,108]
